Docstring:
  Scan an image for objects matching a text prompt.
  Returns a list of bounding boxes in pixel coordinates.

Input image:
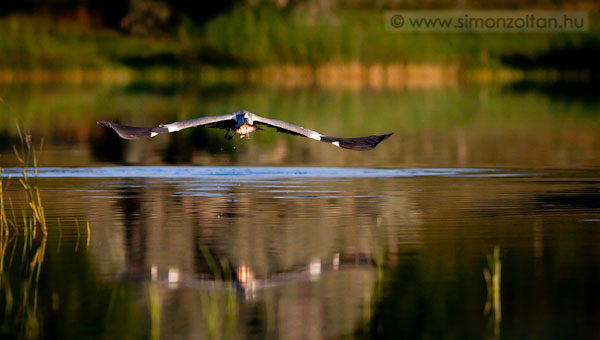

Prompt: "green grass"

[0,14,173,70]
[201,7,579,67]
[0,127,96,338]
[0,128,47,338]
[0,126,46,238]
[0,7,598,72]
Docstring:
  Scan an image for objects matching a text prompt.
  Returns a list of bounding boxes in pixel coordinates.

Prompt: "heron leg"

[224,129,234,140]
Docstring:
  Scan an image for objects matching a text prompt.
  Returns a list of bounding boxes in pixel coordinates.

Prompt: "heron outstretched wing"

[251,114,393,151]
[97,113,237,140]
[99,111,393,151]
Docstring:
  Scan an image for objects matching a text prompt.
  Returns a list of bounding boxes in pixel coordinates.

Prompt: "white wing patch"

[309,132,322,141]
[162,124,180,133]
[332,141,340,147]
[150,132,158,137]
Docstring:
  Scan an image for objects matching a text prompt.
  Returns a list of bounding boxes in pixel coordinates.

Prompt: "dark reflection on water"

[2,167,600,338]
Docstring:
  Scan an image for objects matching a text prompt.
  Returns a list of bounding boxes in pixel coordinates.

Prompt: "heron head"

[233,110,249,117]
[233,110,253,125]
[242,110,254,124]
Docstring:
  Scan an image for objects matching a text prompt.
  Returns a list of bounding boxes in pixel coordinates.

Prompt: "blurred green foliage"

[0,6,598,71]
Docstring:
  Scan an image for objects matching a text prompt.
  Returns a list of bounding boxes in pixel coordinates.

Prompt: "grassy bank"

[0,7,598,78]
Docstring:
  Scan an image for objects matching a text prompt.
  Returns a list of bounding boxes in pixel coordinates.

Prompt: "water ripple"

[1,166,522,179]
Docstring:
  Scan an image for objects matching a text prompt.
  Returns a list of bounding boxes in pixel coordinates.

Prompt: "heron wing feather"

[251,115,322,140]
[97,113,237,140]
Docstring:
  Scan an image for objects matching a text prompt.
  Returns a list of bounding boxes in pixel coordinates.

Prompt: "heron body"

[98,110,392,151]
[234,123,260,139]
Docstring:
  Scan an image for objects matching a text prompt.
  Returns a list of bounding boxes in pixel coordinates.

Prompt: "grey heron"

[98,110,393,151]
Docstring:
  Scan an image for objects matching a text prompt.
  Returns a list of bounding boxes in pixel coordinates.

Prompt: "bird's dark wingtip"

[97,121,153,140]
[321,132,394,151]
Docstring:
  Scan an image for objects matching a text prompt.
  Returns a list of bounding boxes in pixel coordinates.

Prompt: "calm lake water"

[1,81,600,339]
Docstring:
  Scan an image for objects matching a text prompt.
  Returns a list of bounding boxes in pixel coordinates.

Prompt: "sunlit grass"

[0,126,93,338]
[484,245,501,338]
[0,125,46,238]
[146,283,161,340]
[0,127,47,338]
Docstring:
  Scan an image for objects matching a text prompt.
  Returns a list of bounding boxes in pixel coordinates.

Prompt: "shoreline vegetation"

[0,6,598,87]
[0,64,588,88]
[0,64,525,88]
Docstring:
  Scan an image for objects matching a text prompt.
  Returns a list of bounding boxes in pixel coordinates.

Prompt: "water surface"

[1,82,600,339]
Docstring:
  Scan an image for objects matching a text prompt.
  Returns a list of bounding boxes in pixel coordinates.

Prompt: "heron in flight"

[98,110,393,151]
